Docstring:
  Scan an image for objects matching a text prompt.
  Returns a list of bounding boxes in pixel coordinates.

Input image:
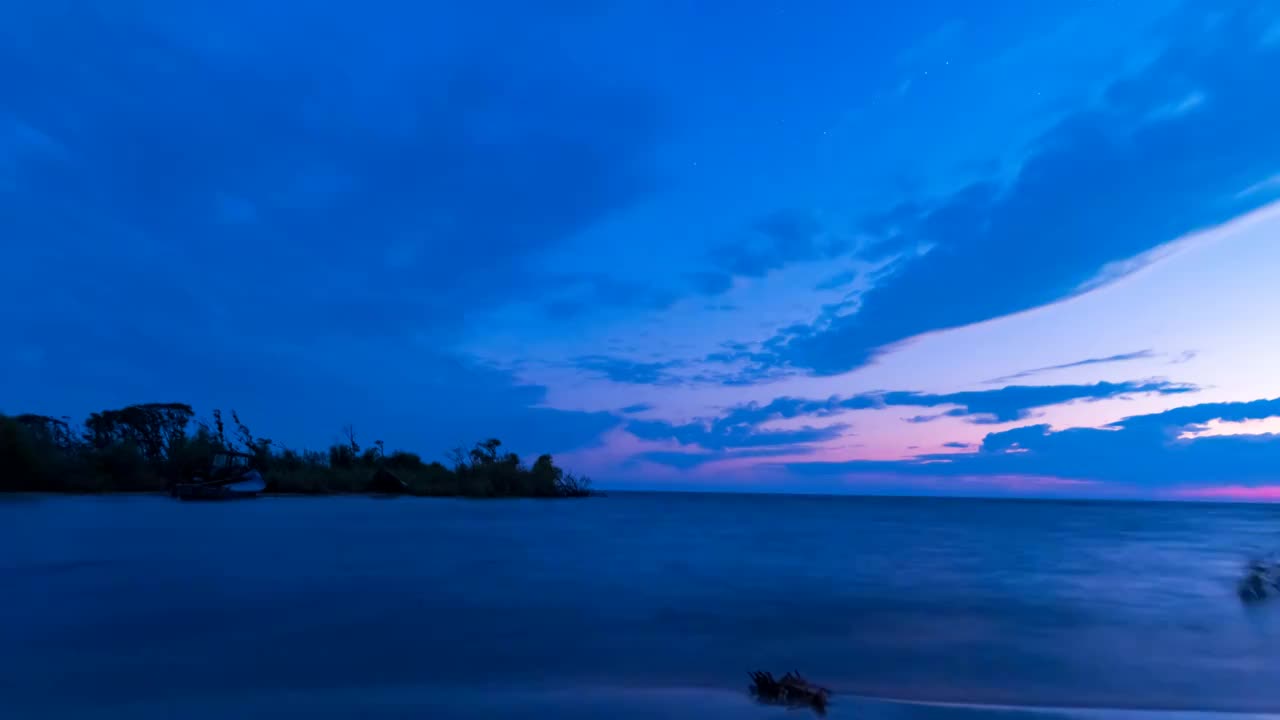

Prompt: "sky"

[3,0,1280,499]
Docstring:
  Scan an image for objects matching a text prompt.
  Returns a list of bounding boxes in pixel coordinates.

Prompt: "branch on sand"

[748,670,831,716]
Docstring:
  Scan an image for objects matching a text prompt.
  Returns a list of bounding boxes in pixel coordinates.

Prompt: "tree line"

[0,402,592,497]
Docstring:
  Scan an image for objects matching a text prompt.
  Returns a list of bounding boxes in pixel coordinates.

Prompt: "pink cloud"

[1170,485,1280,501]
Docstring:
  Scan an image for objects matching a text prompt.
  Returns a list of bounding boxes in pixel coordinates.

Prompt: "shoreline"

[0,489,600,500]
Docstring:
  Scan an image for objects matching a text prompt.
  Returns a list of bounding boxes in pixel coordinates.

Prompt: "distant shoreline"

[6,486,1272,508]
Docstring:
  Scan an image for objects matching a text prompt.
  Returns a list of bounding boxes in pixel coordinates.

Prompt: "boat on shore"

[171,451,266,501]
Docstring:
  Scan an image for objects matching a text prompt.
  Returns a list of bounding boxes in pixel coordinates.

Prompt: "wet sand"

[10,685,1280,720]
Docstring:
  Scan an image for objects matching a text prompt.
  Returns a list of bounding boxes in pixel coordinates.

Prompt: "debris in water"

[1239,557,1280,602]
[748,670,831,716]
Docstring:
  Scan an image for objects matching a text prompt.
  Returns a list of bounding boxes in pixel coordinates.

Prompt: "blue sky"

[4,0,1280,498]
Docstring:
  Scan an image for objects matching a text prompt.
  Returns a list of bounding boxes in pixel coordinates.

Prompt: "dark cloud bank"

[0,2,656,456]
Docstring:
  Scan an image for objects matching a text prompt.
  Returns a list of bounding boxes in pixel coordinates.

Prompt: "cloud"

[619,403,655,414]
[814,270,858,291]
[0,2,658,455]
[614,379,1191,472]
[0,3,665,341]
[541,276,679,320]
[571,356,684,385]
[768,5,1280,375]
[705,209,850,281]
[943,442,972,449]
[985,350,1157,383]
[786,397,1280,489]
[635,446,815,470]
[715,380,1196,428]
[626,418,848,452]
[704,342,776,367]
[900,380,1199,424]
[697,341,799,387]
[686,271,735,296]
[1173,485,1280,501]
[714,395,879,429]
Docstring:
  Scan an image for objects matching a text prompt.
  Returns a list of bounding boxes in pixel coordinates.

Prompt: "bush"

[167,427,225,485]
[0,415,54,491]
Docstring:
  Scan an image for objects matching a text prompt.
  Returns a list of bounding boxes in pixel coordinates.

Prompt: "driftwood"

[748,670,831,716]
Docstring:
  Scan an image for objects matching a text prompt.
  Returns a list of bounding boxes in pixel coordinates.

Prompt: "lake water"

[5,493,1280,719]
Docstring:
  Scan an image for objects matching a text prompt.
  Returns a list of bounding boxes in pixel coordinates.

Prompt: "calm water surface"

[5,493,1280,719]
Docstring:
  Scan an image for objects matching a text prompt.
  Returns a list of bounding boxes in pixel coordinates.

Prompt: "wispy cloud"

[716,380,1196,428]
[984,350,1157,384]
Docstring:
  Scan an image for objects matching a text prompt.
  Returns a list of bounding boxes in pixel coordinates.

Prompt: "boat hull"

[172,470,266,501]
[173,485,260,501]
